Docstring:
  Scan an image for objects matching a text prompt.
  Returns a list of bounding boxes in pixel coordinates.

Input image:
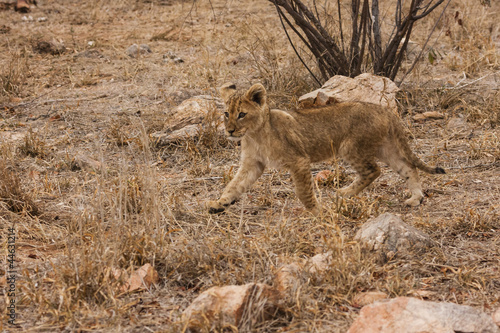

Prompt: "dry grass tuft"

[450,208,499,238]
[0,49,31,102]
[0,160,39,216]
[18,128,48,159]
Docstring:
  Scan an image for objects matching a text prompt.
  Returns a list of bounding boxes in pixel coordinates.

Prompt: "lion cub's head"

[219,83,268,141]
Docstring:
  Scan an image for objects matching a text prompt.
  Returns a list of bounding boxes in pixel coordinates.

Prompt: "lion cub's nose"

[228,129,235,135]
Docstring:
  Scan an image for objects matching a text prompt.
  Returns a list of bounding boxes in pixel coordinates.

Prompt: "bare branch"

[414,0,445,19]
[337,0,345,56]
[371,0,382,68]
[274,3,322,86]
[269,0,445,83]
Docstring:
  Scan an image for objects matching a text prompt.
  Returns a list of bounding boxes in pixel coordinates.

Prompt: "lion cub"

[207,83,445,214]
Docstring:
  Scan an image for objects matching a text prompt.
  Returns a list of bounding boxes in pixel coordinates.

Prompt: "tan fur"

[207,83,445,214]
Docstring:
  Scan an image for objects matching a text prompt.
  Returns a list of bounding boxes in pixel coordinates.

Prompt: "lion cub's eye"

[224,112,229,118]
[238,112,246,119]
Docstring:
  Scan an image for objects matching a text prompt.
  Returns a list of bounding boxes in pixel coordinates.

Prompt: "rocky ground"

[0,0,499,332]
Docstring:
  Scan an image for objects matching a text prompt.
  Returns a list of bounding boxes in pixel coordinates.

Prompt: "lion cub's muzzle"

[225,128,245,141]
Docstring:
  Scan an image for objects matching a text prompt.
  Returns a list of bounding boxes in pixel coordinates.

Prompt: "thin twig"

[3,93,111,110]
[337,0,345,56]
[274,2,322,86]
[451,70,500,90]
[1,82,70,110]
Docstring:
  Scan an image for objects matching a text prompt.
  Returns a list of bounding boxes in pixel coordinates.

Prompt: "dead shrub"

[18,128,48,159]
[0,160,39,216]
[0,49,30,101]
[451,208,499,238]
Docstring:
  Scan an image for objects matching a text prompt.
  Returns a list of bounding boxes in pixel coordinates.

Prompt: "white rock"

[298,73,400,112]
[126,44,152,58]
[354,213,432,254]
[347,297,500,333]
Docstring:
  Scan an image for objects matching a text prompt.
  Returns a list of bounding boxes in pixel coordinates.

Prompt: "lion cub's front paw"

[206,200,226,214]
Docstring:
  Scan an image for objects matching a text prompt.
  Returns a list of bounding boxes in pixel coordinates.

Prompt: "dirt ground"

[0,0,499,332]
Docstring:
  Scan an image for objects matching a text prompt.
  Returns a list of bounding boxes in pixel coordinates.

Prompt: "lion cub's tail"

[393,120,446,175]
[411,156,446,174]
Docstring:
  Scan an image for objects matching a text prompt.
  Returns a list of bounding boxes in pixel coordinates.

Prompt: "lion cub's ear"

[245,83,267,106]
[219,83,237,103]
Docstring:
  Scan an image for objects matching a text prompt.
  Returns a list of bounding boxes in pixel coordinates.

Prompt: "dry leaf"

[121,263,159,293]
[413,111,445,121]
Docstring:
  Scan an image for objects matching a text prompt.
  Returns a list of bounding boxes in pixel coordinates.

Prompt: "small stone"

[126,44,152,58]
[139,44,152,53]
[315,170,334,184]
[163,51,184,63]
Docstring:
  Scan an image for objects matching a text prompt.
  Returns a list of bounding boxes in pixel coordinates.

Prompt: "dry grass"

[0,159,39,216]
[0,0,499,332]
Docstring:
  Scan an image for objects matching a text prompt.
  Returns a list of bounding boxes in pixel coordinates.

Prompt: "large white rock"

[298,73,400,112]
[348,297,500,333]
[182,283,279,331]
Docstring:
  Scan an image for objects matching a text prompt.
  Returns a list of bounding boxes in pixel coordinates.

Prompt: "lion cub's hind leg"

[338,160,381,198]
[380,148,424,206]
